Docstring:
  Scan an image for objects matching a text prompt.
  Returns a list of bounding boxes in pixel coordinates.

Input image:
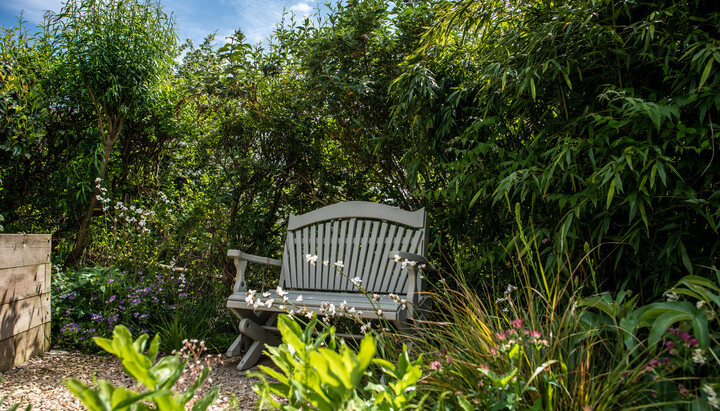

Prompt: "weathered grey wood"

[287,202,426,231]
[0,264,49,306]
[0,234,51,269]
[387,229,414,293]
[309,225,317,289]
[227,250,281,293]
[0,323,50,372]
[0,234,52,372]
[226,201,428,371]
[0,293,51,342]
[378,227,406,293]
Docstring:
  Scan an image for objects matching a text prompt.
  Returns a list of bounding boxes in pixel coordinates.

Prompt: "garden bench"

[225,201,430,370]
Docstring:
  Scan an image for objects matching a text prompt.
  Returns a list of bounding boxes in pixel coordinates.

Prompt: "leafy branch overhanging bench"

[225,201,431,370]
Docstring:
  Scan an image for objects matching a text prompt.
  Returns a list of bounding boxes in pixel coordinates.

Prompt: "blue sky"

[0,0,323,47]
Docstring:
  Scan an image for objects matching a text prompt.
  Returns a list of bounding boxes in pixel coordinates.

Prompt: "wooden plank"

[288,202,426,231]
[333,220,348,290]
[369,223,393,292]
[344,219,362,291]
[291,230,302,288]
[308,225,317,290]
[321,222,331,286]
[281,234,293,288]
[388,229,415,294]
[0,264,48,306]
[352,221,375,292]
[379,227,406,293]
[0,234,51,269]
[0,322,50,372]
[300,227,309,289]
[0,293,51,342]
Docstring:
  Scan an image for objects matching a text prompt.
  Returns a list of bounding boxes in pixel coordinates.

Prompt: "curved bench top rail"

[287,201,426,231]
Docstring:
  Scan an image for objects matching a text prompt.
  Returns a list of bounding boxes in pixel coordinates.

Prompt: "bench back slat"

[282,202,426,294]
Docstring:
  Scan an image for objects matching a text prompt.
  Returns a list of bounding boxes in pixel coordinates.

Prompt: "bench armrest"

[388,251,434,318]
[227,249,282,293]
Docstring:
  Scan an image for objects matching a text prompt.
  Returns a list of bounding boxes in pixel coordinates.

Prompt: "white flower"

[394,254,403,262]
[296,295,303,302]
[376,309,383,316]
[253,299,263,309]
[305,311,314,319]
[305,254,319,264]
[276,286,287,297]
[664,292,680,302]
[339,300,348,311]
[262,291,271,298]
[334,260,344,268]
[702,384,716,398]
[692,349,706,365]
[697,300,706,309]
[710,396,720,410]
[360,323,371,335]
[351,277,362,287]
[265,299,274,308]
[244,290,257,304]
[372,293,381,301]
[323,260,329,266]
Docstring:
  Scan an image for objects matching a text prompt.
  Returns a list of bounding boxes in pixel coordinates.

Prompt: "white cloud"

[289,2,312,17]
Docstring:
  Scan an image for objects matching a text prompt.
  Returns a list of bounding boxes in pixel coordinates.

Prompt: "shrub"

[65,325,219,410]
[52,266,235,353]
[253,314,424,410]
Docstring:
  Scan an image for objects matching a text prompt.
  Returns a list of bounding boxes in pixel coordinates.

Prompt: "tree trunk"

[65,120,123,266]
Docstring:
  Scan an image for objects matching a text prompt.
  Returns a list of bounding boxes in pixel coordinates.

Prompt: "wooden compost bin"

[0,234,51,372]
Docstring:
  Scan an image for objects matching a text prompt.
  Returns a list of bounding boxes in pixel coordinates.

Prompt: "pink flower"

[512,319,524,329]
[496,331,506,340]
[665,340,675,349]
[530,331,541,338]
[680,332,692,341]
[430,361,443,371]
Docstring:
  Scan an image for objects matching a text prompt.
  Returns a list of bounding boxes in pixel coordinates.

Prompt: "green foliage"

[65,325,219,410]
[254,314,423,410]
[392,0,720,297]
[52,266,236,353]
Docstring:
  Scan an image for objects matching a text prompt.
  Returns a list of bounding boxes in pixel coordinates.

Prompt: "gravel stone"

[0,350,269,410]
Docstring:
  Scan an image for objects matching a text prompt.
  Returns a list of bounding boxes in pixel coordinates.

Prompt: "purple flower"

[107,295,116,304]
[108,278,114,284]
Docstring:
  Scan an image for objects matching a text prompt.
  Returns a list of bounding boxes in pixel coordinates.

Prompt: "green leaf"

[698,58,713,91]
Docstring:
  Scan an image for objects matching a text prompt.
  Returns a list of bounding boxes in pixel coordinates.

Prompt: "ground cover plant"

[52,265,237,354]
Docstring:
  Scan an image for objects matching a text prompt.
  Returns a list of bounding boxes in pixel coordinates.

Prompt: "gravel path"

[0,350,269,410]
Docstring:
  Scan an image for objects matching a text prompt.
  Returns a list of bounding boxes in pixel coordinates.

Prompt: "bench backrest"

[280,201,427,294]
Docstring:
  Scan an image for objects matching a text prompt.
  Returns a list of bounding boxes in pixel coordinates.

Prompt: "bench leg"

[237,340,265,370]
[235,317,280,370]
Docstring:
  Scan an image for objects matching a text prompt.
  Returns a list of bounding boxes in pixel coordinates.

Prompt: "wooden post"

[0,234,52,372]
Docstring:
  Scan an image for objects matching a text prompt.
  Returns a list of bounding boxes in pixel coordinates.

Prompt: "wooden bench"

[225,201,430,370]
